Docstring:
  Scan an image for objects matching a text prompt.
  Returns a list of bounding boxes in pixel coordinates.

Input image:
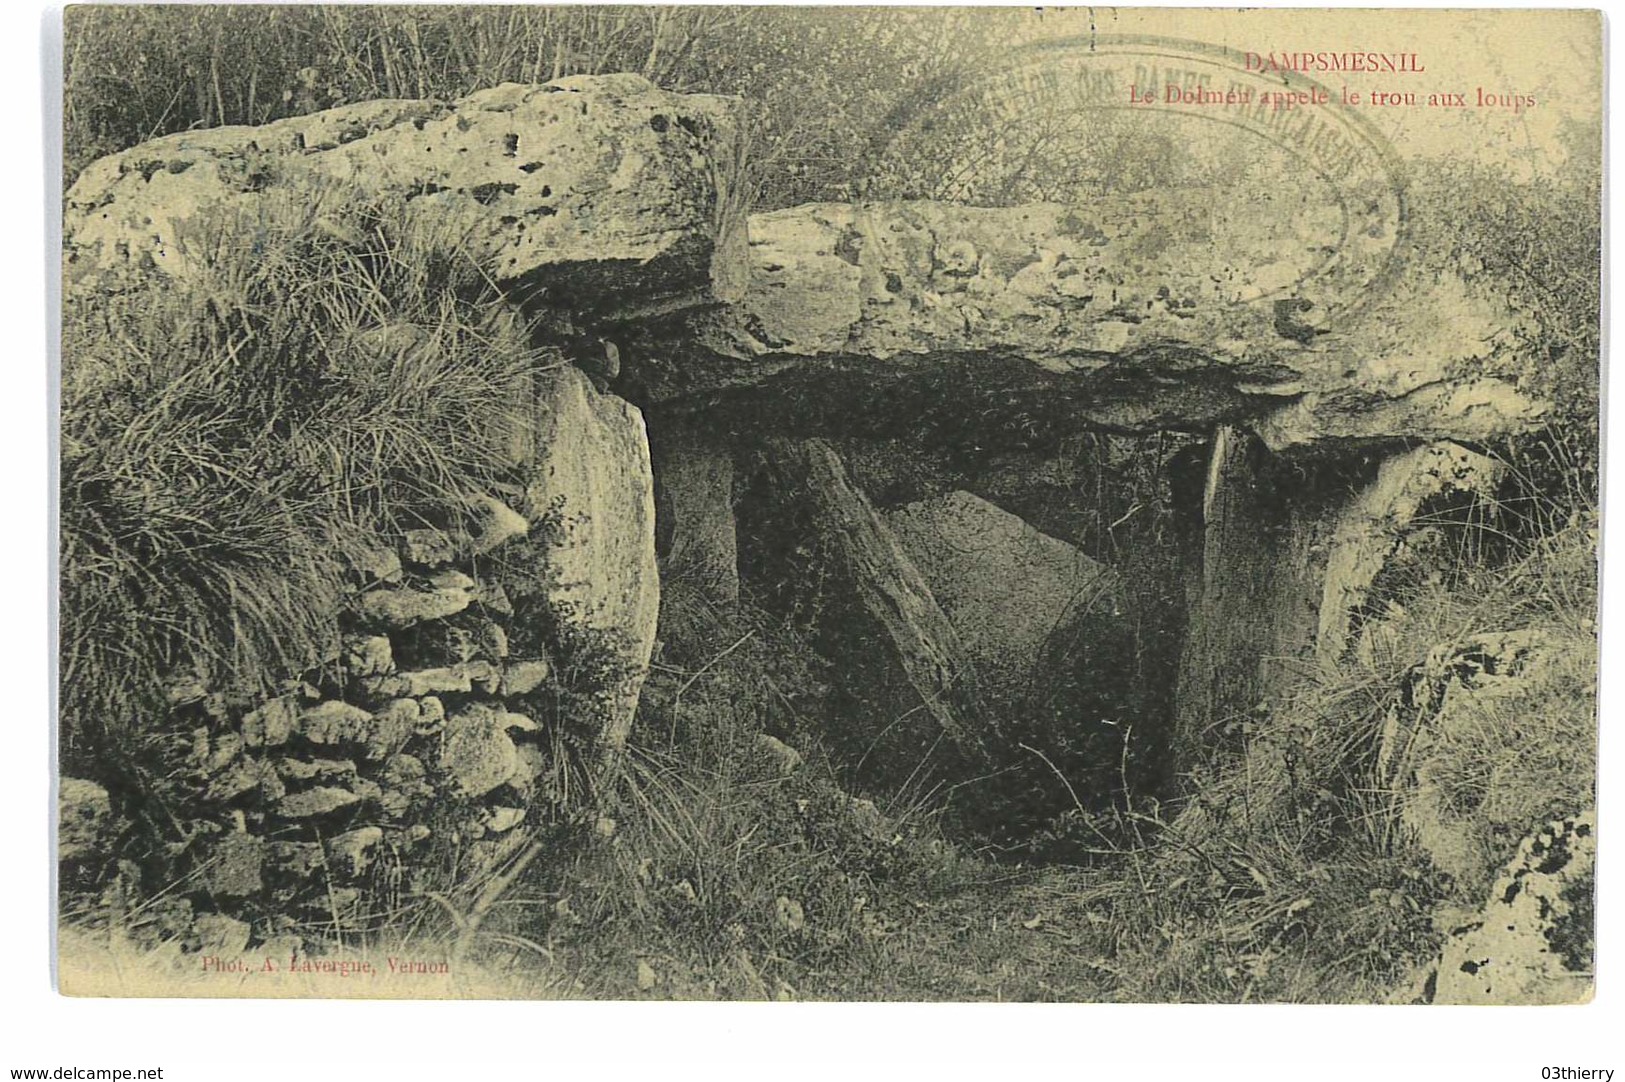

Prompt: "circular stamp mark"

[878,34,1409,320]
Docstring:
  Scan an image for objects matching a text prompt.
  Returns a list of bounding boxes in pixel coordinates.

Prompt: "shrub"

[1406,146,1601,517]
[1079,506,1597,1002]
[60,185,559,778]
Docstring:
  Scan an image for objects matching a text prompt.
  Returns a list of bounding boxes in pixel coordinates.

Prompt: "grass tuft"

[61,184,559,777]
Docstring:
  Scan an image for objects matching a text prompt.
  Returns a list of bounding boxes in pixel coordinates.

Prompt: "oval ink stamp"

[879,34,1409,320]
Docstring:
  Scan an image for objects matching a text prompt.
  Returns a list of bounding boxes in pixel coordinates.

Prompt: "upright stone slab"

[651,423,740,607]
[1173,431,1512,770]
[1318,442,1505,660]
[766,439,985,779]
[520,367,660,752]
[1172,427,1368,769]
[883,490,1116,677]
[1175,428,1279,768]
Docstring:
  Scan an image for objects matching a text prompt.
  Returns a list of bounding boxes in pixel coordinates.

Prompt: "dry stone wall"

[159,496,564,935]
[62,366,660,944]
[62,77,698,943]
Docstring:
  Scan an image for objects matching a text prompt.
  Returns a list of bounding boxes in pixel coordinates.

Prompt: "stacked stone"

[175,495,560,935]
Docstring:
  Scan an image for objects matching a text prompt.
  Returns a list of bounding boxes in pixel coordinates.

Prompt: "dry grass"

[62,5,991,211]
[1068,504,1598,1003]
[496,583,980,1000]
[60,183,558,780]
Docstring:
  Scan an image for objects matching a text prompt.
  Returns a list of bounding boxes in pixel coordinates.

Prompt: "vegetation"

[63,5,993,206]
[1099,514,1595,1002]
[61,500,1597,1001]
[60,6,1598,1002]
[1407,140,1603,523]
[60,184,556,784]
[75,488,1593,1001]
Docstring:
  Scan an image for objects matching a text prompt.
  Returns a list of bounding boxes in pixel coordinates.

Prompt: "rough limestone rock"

[401,528,459,568]
[519,366,660,752]
[1175,427,1308,767]
[344,635,395,678]
[355,581,474,629]
[767,438,985,772]
[203,757,284,804]
[501,659,552,696]
[241,697,298,748]
[466,496,530,557]
[1433,811,1595,1005]
[328,827,385,877]
[399,498,530,567]
[298,700,377,746]
[439,704,523,799]
[201,832,264,897]
[275,787,363,819]
[1169,429,1508,770]
[1318,442,1505,660]
[58,777,114,865]
[884,490,1116,677]
[64,76,742,317]
[651,423,740,606]
[1378,630,1555,890]
[645,200,1545,449]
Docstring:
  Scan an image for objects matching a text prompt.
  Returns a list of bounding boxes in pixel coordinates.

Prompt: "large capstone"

[635,200,1547,450]
[64,75,743,319]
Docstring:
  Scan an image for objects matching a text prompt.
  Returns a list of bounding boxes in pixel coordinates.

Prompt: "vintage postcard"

[57,5,1601,1003]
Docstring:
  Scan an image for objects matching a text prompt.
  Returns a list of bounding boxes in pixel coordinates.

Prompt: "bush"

[60,185,558,778]
[1082,507,1597,1002]
[1406,148,1601,510]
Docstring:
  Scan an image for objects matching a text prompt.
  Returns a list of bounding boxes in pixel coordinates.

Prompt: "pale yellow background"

[984,7,1600,178]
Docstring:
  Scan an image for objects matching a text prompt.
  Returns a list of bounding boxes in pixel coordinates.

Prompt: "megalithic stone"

[650,422,740,608]
[1317,442,1505,661]
[766,437,987,769]
[1174,425,1292,775]
[517,366,660,756]
[64,75,746,321]
[642,200,1547,450]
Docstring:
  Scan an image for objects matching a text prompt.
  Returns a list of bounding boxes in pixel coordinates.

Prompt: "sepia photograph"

[51,3,1601,1015]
